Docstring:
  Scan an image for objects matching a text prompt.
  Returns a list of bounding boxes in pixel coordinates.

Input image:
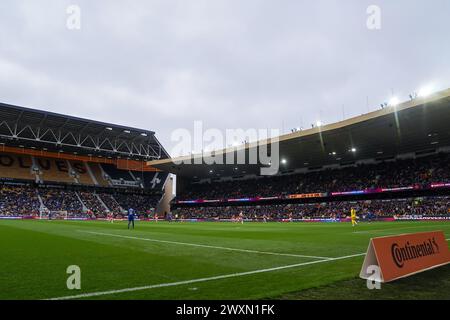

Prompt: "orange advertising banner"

[360,231,450,282]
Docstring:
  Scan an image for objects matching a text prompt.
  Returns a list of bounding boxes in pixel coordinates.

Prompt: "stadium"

[1,88,449,301]
[2,2,450,312]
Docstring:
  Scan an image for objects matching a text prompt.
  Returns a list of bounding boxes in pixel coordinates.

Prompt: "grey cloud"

[1,0,450,155]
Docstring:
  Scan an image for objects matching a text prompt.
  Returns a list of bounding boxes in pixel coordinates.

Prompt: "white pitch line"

[47,252,365,300]
[78,230,333,260]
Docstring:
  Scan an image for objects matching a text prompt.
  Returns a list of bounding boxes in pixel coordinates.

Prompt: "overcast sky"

[1,0,450,155]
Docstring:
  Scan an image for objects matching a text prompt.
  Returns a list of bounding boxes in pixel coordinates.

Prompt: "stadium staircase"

[75,191,88,212]
[69,161,94,185]
[36,192,45,209]
[95,193,110,212]
[85,162,99,185]
[31,156,43,183]
[93,163,111,187]
[111,195,124,212]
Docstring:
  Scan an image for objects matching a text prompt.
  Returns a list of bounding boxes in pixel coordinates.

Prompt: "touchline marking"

[78,230,333,260]
[47,252,365,300]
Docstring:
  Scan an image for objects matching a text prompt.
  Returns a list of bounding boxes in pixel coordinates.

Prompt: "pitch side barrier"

[2,216,450,222]
[166,218,396,223]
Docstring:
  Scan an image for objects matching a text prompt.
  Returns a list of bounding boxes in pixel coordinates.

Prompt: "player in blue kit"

[127,208,135,229]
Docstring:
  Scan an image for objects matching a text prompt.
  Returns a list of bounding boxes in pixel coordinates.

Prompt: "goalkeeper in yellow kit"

[350,208,358,227]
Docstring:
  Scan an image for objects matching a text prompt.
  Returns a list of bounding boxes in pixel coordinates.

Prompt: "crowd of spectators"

[2,150,450,221]
[0,185,40,216]
[79,192,108,216]
[113,192,159,214]
[178,153,450,200]
[175,197,450,220]
[0,185,160,218]
[40,189,84,214]
[98,193,123,214]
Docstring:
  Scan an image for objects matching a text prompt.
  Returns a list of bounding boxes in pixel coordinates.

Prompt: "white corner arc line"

[78,230,333,260]
[47,252,365,300]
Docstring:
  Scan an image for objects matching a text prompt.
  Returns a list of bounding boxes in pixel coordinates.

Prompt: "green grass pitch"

[0,219,449,300]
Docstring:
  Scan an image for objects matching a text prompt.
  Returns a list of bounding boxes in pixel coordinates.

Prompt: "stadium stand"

[22,158,444,220]
[0,183,161,218]
[101,163,135,183]
[98,192,124,214]
[175,196,450,220]
[79,191,108,216]
[0,153,36,181]
[0,184,40,216]
[134,171,169,190]
[88,163,111,187]
[0,151,168,189]
[40,188,84,215]
[150,88,450,222]
[0,102,169,219]
[3,90,450,221]
[176,153,450,200]
[112,192,160,214]
[68,161,94,185]
[36,158,76,184]
[172,150,450,220]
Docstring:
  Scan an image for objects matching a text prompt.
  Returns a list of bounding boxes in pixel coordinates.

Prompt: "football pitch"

[0,219,449,300]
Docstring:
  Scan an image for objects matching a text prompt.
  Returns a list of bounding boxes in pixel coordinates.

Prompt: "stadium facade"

[0,102,172,219]
[148,88,450,222]
[1,88,450,221]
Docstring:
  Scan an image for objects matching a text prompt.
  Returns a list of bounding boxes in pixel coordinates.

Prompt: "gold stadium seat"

[0,153,36,181]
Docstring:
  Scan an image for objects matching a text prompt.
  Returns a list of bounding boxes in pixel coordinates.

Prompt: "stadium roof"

[0,102,169,160]
[148,88,450,179]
